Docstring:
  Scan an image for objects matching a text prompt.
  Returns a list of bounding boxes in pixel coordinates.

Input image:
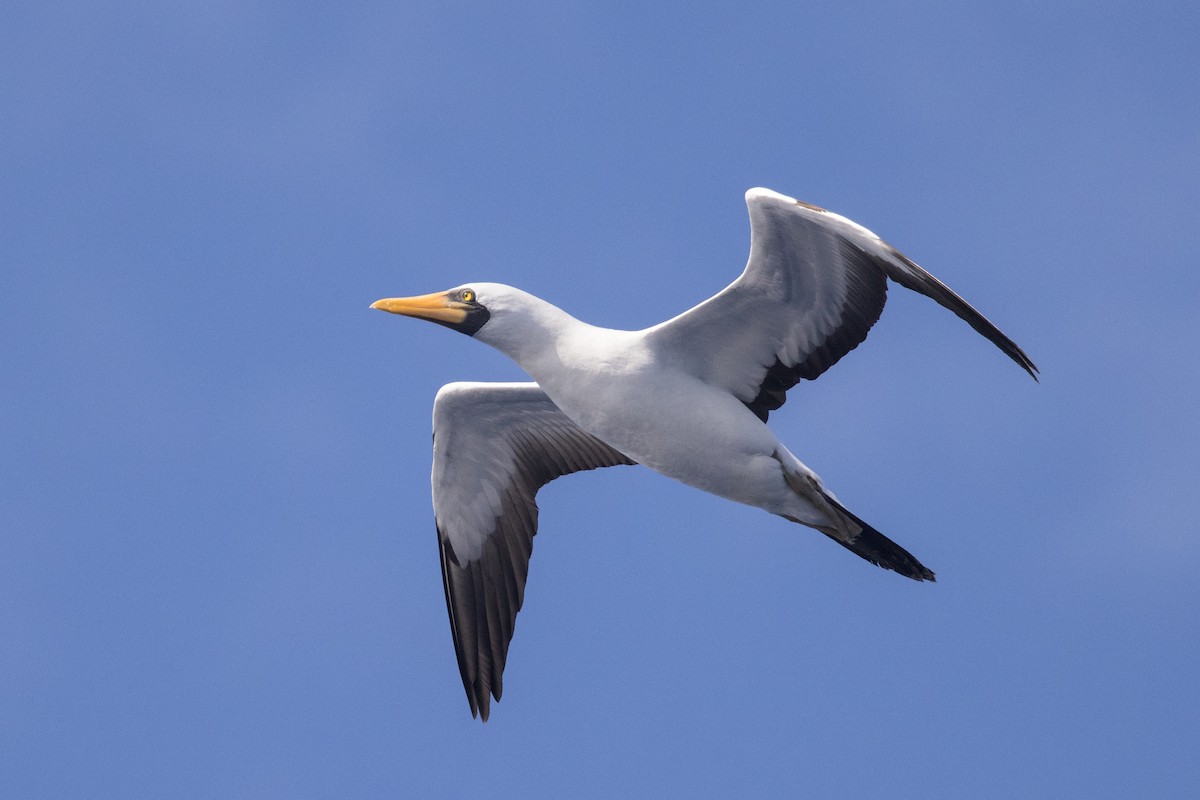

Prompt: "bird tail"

[774,449,935,582]
[820,495,936,582]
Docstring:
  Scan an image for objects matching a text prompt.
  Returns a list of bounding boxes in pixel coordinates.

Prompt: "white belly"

[536,357,792,510]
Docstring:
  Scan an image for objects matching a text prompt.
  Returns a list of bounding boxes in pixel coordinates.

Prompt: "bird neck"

[475,292,592,372]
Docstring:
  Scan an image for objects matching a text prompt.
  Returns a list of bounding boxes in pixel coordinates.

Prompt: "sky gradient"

[3,2,1198,797]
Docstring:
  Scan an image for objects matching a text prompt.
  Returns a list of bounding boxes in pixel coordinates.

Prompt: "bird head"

[372,282,577,370]
[370,284,494,337]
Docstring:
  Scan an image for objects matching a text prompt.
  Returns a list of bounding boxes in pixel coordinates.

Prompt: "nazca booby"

[372,187,1037,720]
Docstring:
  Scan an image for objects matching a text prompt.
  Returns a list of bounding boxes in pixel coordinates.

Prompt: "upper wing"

[646,188,1038,421]
[431,381,634,721]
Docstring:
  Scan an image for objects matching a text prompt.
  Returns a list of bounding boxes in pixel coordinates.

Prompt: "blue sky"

[3,1,1198,797]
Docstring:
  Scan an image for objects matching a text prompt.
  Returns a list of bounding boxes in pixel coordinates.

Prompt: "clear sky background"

[3,2,1198,797]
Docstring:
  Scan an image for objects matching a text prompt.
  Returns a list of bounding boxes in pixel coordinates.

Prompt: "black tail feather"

[821,497,936,582]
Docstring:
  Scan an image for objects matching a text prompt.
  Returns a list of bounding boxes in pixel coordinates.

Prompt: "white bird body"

[471,284,826,525]
[372,187,1038,720]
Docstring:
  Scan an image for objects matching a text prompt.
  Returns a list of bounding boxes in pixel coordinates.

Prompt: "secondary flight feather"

[372,187,1037,721]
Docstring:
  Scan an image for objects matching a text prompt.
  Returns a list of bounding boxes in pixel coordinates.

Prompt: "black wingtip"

[479,680,498,722]
[960,311,1039,384]
[465,681,494,723]
[1005,342,1040,382]
[885,250,1039,385]
[1024,356,1040,383]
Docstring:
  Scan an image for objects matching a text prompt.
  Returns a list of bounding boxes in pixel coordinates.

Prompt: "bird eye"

[461,289,475,303]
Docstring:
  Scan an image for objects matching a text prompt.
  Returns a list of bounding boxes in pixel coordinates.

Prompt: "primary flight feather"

[372,187,1037,721]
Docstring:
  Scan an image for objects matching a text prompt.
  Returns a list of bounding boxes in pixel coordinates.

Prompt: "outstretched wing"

[431,381,634,721]
[646,188,1038,421]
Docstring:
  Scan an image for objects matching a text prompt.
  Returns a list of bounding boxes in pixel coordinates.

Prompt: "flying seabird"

[372,187,1037,721]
